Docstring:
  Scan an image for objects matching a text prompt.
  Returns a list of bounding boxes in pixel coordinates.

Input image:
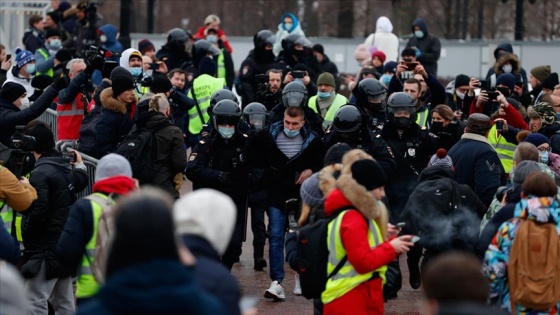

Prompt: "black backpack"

[78,105,103,158]
[296,206,353,299]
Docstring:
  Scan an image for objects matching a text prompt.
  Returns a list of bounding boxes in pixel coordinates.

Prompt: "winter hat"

[354,44,370,62]
[110,66,133,81]
[46,11,60,24]
[300,173,323,207]
[530,65,551,83]
[523,133,550,147]
[150,75,172,93]
[383,61,397,74]
[138,39,155,55]
[45,28,61,39]
[324,143,352,166]
[429,148,453,168]
[467,113,492,134]
[198,56,217,76]
[95,153,133,181]
[529,102,556,126]
[111,75,134,97]
[317,72,335,87]
[26,122,55,153]
[350,159,387,190]
[312,44,324,55]
[14,48,35,68]
[541,73,559,90]
[372,51,386,64]
[55,49,72,63]
[496,73,516,92]
[454,74,470,88]
[0,263,27,315]
[512,160,541,188]
[0,82,27,103]
[174,189,236,255]
[368,45,377,56]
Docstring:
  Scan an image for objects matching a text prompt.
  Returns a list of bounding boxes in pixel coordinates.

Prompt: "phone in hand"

[396,222,406,228]
[411,236,421,243]
[478,80,489,90]
[149,63,159,70]
[496,120,504,131]
[66,151,77,163]
[5,54,11,61]
[404,62,419,70]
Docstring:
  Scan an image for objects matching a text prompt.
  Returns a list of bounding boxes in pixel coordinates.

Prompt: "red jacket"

[193,26,233,54]
[323,188,397,315]
[56,94,85,140]
[469,100,528,130]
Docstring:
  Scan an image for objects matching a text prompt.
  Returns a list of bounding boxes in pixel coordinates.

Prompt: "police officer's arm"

[238,60,256,104]
[185,143,222,188]
[56,199,94,271]
[0,166,37,212]
[0,85,58,127]
[58,71,89,104]
[370,136,397,178]
[224,51,235,90]
[34,49,55,74]
[475,152,504,207]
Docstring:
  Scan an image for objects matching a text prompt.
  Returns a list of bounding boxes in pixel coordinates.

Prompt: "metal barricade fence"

[38,108,58,141]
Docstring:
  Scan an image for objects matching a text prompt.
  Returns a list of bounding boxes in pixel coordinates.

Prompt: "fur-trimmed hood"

[494,53,520,76]
[100,87,137,114]
[318,164,342,198]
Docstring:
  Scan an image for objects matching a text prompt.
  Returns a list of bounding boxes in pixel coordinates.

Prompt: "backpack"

[508,219,560,311]
[78,105,103,158]
[84,193,116,284]
[296,206,353,299]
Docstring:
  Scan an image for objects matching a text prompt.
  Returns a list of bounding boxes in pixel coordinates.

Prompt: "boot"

[254,245,267,271]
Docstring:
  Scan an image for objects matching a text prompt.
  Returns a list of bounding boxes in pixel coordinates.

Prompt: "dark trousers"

[249,190,267,258]
[222,198,248,269]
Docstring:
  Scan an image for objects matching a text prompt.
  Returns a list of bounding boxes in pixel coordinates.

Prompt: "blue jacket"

[77,259,225,315]
[92,25,124,86]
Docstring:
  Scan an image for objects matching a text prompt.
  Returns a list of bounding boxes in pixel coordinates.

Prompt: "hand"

[85,55,104,75]
[494,118,508,132]
[386,224,401,238]
[476,90,489,107]
[70,149,83,166]
[20,177,30,185]
[513,85,523,96]
[396,61,407,75]
[284,72,294,85]
[156,61,168,74]
[469,78,479,91]
[390,235,414,254]
[52,73,69,90]
[218,172,231,185]
[414,64,428,78]
[295,169,313,185]
[1,58,12,71]
[302,75,311,86]
[496,90,508,107]
[220,34,228,43]
[453,110,463,120]
[343,75,354,85]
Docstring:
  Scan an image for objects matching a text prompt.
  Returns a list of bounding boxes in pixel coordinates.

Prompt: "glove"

[52,73,69,90]
[218,172,231,186]
[415,47,421,58]
[85,55,104,75]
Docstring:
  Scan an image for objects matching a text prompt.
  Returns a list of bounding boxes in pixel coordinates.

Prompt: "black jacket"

[237,49,275,105]
[430,119,465,151]
[156,43,192,72]
[269,104,325,137]
[405,18,441,76]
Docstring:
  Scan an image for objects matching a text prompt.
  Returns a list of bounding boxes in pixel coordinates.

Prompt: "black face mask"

[393,117,412,129]
[431,121,444,132]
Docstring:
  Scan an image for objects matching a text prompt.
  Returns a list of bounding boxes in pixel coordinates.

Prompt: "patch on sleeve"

[188,153,197,162]
[242,66,249,76]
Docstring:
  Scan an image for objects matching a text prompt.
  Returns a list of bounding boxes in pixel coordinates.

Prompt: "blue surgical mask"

[130,67,142,77]
[206,35,217,43]
[414,30,424,38]
[25,63,36,74]
[284,23,293,31]
[317,91,331,99]
[218,126,235,139]
[380,74,392,86]
[284,127,300,138]
[540,151,550,164]
[49,39,61,48]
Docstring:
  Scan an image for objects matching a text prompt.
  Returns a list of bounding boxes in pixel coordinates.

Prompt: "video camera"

[9,126,36,178]
[86,45,121,60]
[255,74,269,92]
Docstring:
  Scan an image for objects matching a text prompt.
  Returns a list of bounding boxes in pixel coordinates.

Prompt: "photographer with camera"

[71,1,102,57]
[282,64,317,97]
[255,69,283,111]
[56,58,88,143]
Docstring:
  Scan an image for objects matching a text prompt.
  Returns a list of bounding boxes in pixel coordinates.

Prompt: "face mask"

[49,39,61,48]
[20,97,30,109]
[25,64,36,75]
[380,74,392,86]
[431,121,444,132]
[455,90,465,100]
[317,91,331,99]
[414,30,424,38]
[540,151,550,164]
[502,64,512,73]
[393,117,412,129]
[100,35,107,43]
[284,23,293,31]
[218,126,235,139]
[284,127,300,138]
[206,35,217,43]
[130,67,142,77]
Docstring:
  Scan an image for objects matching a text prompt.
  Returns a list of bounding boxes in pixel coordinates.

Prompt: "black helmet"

[356,78,386,104]
[282,82,308,108]
[386,92,415,114]
[212,99,242,131]
[254,30,276,50]
[332,105,362,133]
[281,34,312,53]
[243,102,269,130]
[210,89,239,110]
[167,28,188,44]
[194,39,221,56]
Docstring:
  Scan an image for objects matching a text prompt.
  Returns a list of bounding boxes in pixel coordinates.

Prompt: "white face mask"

[100,35,107,43]
[502,64,513,73]
[455,90,465,100]
[20,97,30,109]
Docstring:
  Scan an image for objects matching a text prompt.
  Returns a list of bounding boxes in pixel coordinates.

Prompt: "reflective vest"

[76,193,113,298]
[416,107,430,128]
[134,83,150,99]
[0,167,23,243]
[321,210,387,304]
[217,49,226,80]
[309,94,348,129]
[487,124,516,174]
[56,94,85,141]
[36,48,54,77]
[187,75,225,135]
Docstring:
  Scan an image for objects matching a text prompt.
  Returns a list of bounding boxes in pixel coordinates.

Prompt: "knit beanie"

[512,160,541,189]
[350,159,387,190]
[372,51,386,64]
[324,143,352,166]
[55,49,72,63]
[198,56,217,76]
[26,122,55,153]
[317,72,335,87]
[112,75,134,97]
[354,44,370,62]
[541,73,559,90]
[0,82,27,103]
[312,44,324,55]
[45,28,61,39]
[300,173,323,207]
[95,153,133,181]
[530,65,552,83]
[151,75,172,93]
[138,39,155,55]
[496,73,516,92]
[523,133,550,147]
[429,148,453,168]
[46,11,60,24]
[454,74,470,88]
[14,48,35,68]
[383,61,397,74]
[110,66,133,81]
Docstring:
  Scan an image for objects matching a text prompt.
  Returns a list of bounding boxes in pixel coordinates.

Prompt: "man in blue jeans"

[250,106,324,301]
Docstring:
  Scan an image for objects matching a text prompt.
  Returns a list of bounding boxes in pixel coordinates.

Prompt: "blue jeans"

[267,206,286,283]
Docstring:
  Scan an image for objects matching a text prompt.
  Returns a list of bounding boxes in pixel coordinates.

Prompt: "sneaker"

[264,280,285,301]
[293,274,302,295]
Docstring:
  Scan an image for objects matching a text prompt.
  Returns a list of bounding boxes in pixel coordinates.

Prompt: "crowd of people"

[2,1,560,314]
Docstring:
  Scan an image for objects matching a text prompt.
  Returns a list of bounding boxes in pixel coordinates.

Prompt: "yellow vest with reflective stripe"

[416,107,429,128]
[309,94,348,129]
[0,166,23,242]
[36,48,54,77]
[187,75,225,135]
[217,49,226,79]
[321,210,387,304]
[76,193,112,298]
[487,125,516,174]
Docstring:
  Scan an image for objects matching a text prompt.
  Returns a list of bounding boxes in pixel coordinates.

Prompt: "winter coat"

[34,47,58,76]
[364,17,400,63]
[269,104,325,137]
[181,235,241,315]
[469,100,528,130]
[322,150,395,315]
[0,218,20,265]
[486,43,529,94]
[5,67,34,97]
[193,27,233,54]
[0,164,37,212]
[94,88,137,157]
[483,197,560,314]
[237,49,276,105]
[156,43,192,72]
[430,119,465,151]
[134,111,186,197]
[448,133,506,207]
[273,13,306,56]
[0,69,6,86]
[76,260,226,315]
[92,24,124,86]
[23,27,45,54]
[405,18,441,76]
[0,85,58,147]
[22,151,88,279]
[388,70,446,110]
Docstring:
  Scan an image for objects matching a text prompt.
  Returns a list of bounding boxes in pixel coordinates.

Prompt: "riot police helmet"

[167,28,188,44]
[210,89,239,110]
[357,78,387,104]
[212,99,242,131]
[332,105,362,133]
[386,92,416,115]
[243,102,269,130]
[194,39,221,56]
[282,81,308,108]
[254,30,276,50]
[281,34,312,53]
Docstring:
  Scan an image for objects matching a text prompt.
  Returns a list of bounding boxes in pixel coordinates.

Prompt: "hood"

[92,176,136,196]
[280,13,300,32]
[376,16,393,33]
[411,18,428,35]
[181,235,220,261]
[35,156,70,171]
[119,48,142,73]
[494,53,520,75]
[100,87,137,114]
[99,24,118,45]
[494,42,514,59]
[418,166,455,183]
[514,196,560,224]
[318,164,343,198]
[6,68,34,97]
[137,111,170,130]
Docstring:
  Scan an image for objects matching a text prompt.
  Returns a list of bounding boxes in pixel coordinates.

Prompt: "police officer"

[186,100,251,270]
[269,81,325,136]
[156,28,192,71]
[274,34,321,83]
[200,89,248,137]
[352,78,389,130]
[323,105,396,178]
[237,30,277,105]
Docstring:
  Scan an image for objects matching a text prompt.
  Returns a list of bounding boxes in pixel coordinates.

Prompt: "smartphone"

[396,222,406,228]
[404,62,419,70]
[478,80,489,90]
[411,236,421,243]
[496,120,504,131]
[149,63,159,70]
[6,54,11,61]
[292,70,306,79]
[487,90,499,101]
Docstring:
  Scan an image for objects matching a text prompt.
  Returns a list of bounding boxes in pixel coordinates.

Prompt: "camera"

[11,126,36,152]
[496,185,512,202]
[292,70,306,79]
[64,151,77,163]
[255,74,269,92]
[87,45,120,60]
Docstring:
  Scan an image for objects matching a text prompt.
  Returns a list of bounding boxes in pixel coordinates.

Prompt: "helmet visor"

[368,93,386,103]
[388,106,415,115]
[215,115,240,126]
[282,91,307,107]
[246,113,268,130]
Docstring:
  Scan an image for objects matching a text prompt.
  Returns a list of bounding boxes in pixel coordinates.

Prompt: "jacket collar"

[460,133,495,151]
[100,88,137,114]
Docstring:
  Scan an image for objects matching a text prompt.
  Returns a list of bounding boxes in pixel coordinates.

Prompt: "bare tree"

[338,0,354,37]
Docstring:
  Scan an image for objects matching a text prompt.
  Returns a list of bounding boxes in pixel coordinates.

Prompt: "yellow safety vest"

[0,166,23,243]
[217,49,226,80]
[134,84,150,99]
[416,107,430,128]
[321,210,387,304]
[36,48,54,77]
[487,125,516,174]
[187,75,225,135]
[309,94,348,129]
[76,193,113,298]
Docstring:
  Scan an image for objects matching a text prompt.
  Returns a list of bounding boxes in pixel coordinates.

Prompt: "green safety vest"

[416,107,430,128]
[134,84,150,99]
[309,94,348,129]
[76,193,113,298]
[321,210,387,304]
[487,124,516,174]
[187,75,225,135]
[36,48,54,77]
[217,49,226,80]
